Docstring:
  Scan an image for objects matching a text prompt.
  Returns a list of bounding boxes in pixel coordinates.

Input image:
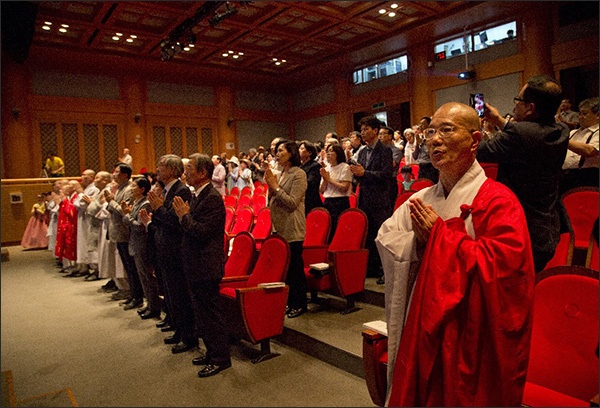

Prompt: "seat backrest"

[229,186,239,197]
[251,193,267,214]
[349,193,357,209]
[480,162,498,180]
[224,194,237,209]
[394,190,415,211]
[225,206,235,233]
[544,231,574,269]
[561,187,599,246]
[247,234,291,286]
[236,194,252,212]
[304,207,331,247]
[230,206,254,235]
[253,185,264,197]
[251,207,272,240]
[410,179,434,191]
[329,208,367,252]
[409,164,420,179]
[240,186,252,197]
[224,231,256,278]
[527,266,599,402]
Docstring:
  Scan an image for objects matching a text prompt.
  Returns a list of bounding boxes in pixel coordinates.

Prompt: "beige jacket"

[269,166,307,243]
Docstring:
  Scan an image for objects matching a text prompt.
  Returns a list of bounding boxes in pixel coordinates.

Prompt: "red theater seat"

[304,208,369,314]
[561,187,599,250]
[219,234,291,363]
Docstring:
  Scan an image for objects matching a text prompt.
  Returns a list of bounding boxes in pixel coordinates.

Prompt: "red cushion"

[522,381,589,407]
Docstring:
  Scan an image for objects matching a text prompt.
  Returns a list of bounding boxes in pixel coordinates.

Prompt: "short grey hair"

[159,154,184,178]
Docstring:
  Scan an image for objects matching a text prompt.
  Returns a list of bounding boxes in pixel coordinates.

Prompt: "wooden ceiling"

[28,1,484,88]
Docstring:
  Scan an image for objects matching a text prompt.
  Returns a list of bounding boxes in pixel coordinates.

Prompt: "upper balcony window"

[434,21,517,60]
[353,55,408,85]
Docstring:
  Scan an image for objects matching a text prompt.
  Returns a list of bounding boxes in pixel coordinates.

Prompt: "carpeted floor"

[1,246,375,407]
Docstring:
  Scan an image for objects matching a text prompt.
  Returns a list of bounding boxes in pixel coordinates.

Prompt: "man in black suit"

[147,154,197,353]
[173,153,231,378]
[477,75,569,272]
[350,115,394,284]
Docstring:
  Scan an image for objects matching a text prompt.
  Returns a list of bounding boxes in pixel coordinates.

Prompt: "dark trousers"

[362,206,392,278]
[286,241,307,310]
[116,242,143,300]
[323,196,350,243]
[188,279,230,365]
[156,252,197,344]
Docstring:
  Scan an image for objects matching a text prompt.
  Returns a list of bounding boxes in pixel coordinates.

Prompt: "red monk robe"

[54,193,78,261]
[388,178,535,406]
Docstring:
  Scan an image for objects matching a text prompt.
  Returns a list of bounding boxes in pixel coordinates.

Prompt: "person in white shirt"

[560,97,599,194]
[403,128,417,165]
[320,144,353,242]
[211,155,227,195]
[120,148,133,167]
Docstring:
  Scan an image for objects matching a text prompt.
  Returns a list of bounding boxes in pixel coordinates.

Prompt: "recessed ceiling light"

[378,9,387,14]
[116,33,123,37]
[44,21,52,25]
[281,59,286,63]
[58,28,67,33]
[228,50,234,54]
[183,46,190,51]
[61,24,69,28]
[112,36,120,41]
[272,58,278,61]
[126,38,133,43]
[390,3,399,9]
[188,44,195,48]
[238,52,244,56]
[233,55,239,59]
[275,61,281,65]
[222,53,229,57]
[42,25,51,31]
[130,35,137,39]
[388,12,396,17]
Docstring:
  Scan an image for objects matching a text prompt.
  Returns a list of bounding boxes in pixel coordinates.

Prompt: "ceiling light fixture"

[379,3,400,18]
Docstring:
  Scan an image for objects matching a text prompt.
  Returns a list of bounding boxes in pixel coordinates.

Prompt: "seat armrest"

[220,275,250,289]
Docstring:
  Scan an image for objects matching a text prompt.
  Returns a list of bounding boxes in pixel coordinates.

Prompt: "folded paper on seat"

[363,320,388,336]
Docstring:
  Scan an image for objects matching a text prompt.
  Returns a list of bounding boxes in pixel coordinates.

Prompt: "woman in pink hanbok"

[21,193,50,249]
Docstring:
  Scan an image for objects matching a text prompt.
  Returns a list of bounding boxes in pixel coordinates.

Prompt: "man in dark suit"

[147,154,197,353]
[477,75,569,272]
[350,115,394,284]
[173,153,231,378]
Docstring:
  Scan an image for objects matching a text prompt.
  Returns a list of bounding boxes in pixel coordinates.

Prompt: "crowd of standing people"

[24,75,598,398]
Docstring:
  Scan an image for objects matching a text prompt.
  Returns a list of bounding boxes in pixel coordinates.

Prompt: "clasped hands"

[147,190,165,210]
[172,196,190,221]
[349,162,365,177]
[409,197,439,247]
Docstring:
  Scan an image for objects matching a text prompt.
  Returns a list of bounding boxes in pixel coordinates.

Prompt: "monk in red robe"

[376,102,535,406]
[54,180,79,266]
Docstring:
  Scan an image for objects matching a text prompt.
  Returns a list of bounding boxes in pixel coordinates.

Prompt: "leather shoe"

[171,342,198,354]
[85,271,100,281]
[123,299,143,310]
[160,325,175,332]
[119,297,134,306]
[137,307,148,315]
[156,319,170,328]
[198,362,231,378]
[164,335,181,345]
[192,355,210,366]
[286,308,306,318]
[140,310,161,320]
